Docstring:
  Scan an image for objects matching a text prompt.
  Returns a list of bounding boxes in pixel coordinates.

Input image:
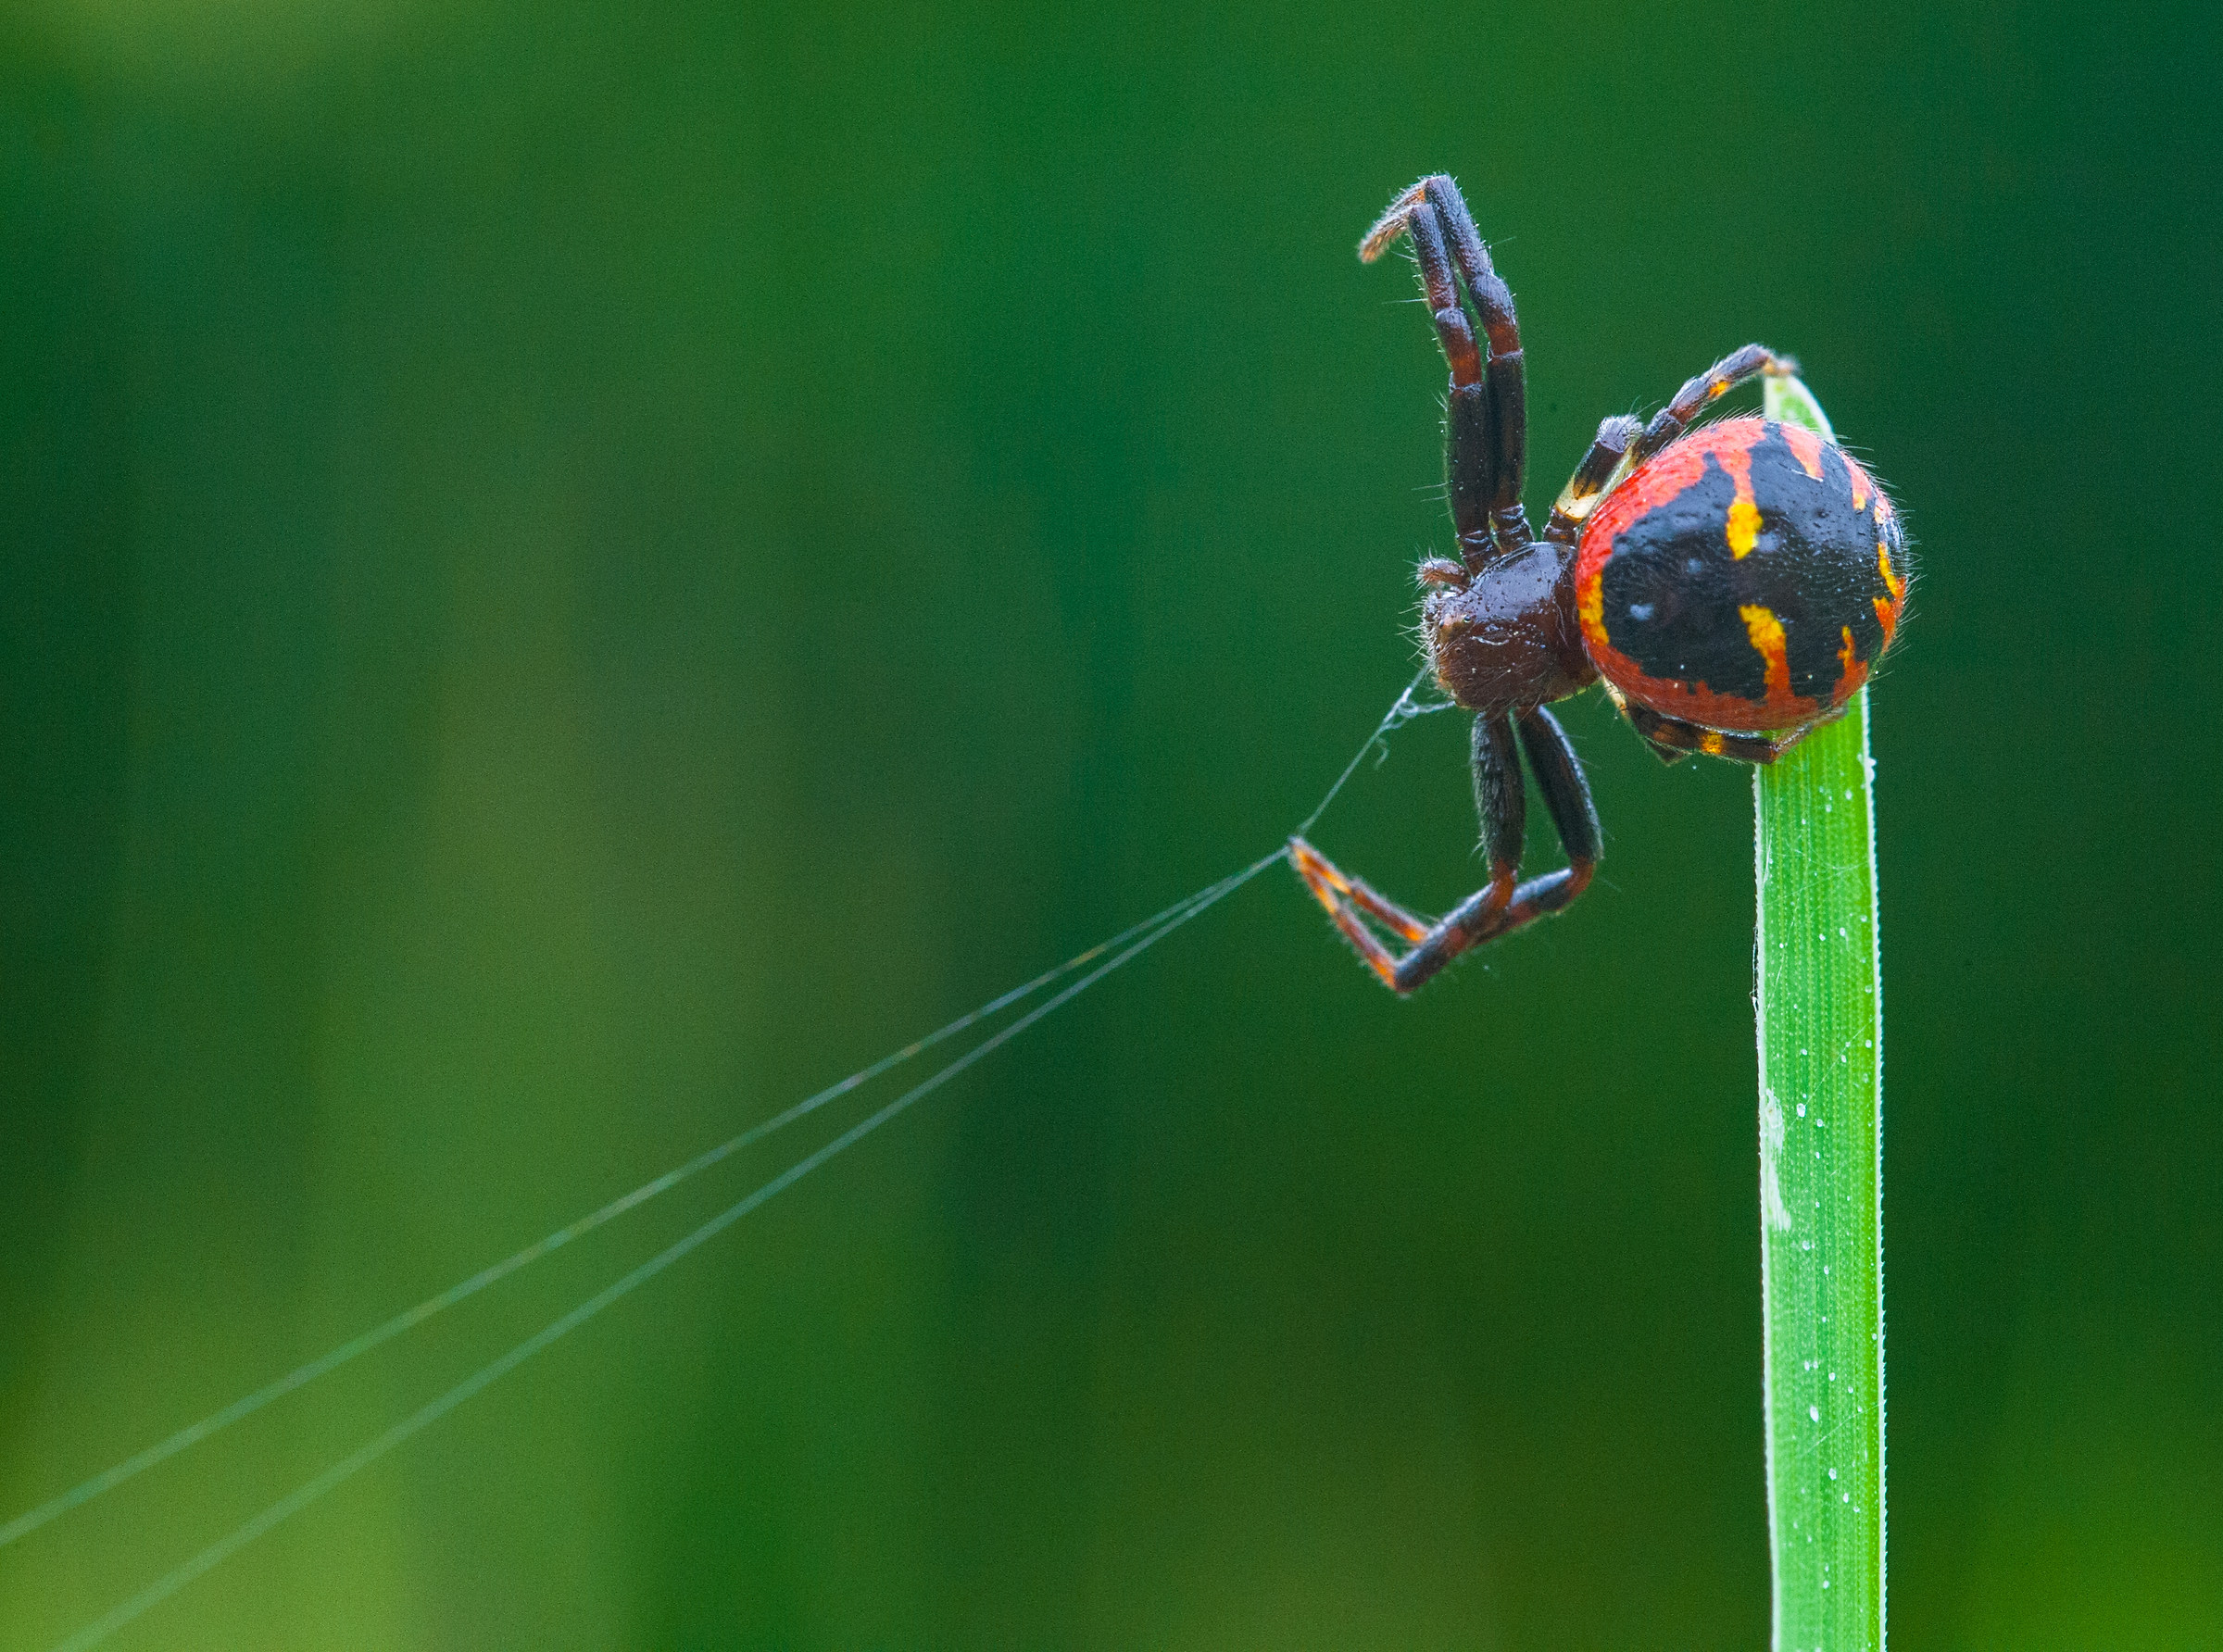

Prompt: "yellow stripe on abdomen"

[1739,603,1793,704]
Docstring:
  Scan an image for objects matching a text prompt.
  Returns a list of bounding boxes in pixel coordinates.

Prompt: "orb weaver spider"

[1292,175,1908,994]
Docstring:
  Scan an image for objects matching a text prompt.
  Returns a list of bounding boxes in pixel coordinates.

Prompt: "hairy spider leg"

[1545,413,1643,544]
[1631,342,1799,467]
[1623,700,1843,766]
[1362,175,1530,573]
[1290,713,1518,990]
[1290,706,1600,995]
[1372,194,1488,573]
[1287,839,1432,954]
[1414,177,1532,557]
[1505,703,1601,916]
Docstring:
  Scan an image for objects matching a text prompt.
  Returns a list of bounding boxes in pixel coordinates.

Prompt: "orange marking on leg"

[1290,837,1355,901]
[1439,320,1482,384]
[1289,837,1427,986]
[1343,870,1433,944]
[1358,183,1429,262]
[1333,907,1401,988]
[1292,845,1397,986]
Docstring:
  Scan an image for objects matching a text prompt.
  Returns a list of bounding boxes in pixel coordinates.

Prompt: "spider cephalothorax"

[1293,174,1909,995]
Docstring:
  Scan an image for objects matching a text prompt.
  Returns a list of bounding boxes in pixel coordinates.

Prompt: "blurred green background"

[4,0,2217,1646]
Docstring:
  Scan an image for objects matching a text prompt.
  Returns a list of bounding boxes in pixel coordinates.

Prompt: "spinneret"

[1292,174,1910,994]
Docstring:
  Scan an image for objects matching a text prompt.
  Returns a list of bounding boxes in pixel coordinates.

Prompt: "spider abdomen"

[1574,417,1909,734]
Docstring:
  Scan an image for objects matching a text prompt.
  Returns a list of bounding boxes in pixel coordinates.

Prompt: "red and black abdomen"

[1574,418,1908,733]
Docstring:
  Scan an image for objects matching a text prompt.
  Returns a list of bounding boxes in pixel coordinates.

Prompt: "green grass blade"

[1754,371,1885,1651]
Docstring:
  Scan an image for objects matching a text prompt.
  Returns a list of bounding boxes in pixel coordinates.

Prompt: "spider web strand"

[46,848,1281,1652]
[43,672,1433,1649]
[0,871,1244,1555]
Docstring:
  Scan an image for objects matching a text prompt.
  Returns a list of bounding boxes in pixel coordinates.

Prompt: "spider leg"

[1480,704,1602,938]
[1382,707,1613,991]
[1288,844,1434,946]
[1363,176,1531,570]
[1545,414,1643,545]
[1631,343,1800,466]
[1295,712,1572,995]
[1621,702,1843,765]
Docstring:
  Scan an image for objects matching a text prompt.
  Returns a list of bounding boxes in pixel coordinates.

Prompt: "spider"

[1292,175,1910,995]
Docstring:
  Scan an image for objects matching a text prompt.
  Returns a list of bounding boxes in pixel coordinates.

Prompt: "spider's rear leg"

[1622,702,1842,765]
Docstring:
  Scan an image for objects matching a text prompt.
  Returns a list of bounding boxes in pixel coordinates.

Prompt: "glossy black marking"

[1599,422,1903,705]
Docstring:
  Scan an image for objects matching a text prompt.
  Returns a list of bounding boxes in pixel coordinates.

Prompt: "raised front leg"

[1361,175,1533,572]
